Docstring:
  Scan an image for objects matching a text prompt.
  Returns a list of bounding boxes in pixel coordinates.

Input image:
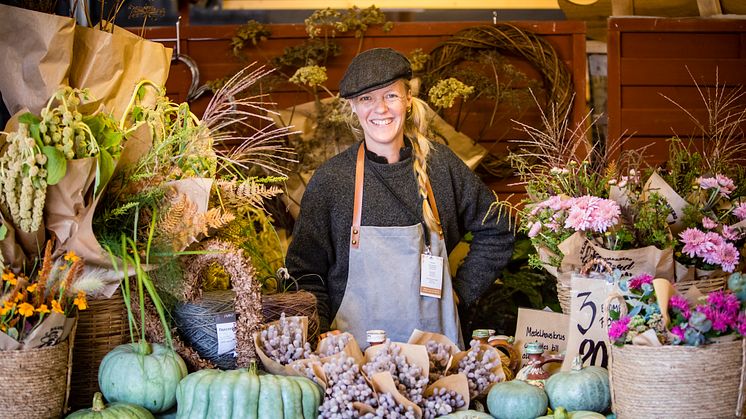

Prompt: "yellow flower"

[18,302,34,317]
[36,304,50,315]
[73,291,88,311]
[26,283,37,293]
[64,251,80,263]
[2,271,17,285]
[13,293,24,303]
[0,302,15,316]
[0,325,6,332]
[51,299,63,314]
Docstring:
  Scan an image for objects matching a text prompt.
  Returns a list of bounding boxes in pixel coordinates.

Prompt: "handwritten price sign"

[562,276,619,370]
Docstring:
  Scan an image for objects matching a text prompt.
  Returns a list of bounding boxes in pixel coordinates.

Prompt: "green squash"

[536,408,606,419]
[67,392,155,418]
[176,367,322,419]
[544,357,610,413]
[98,342,188,414]
[486,380,548,419]
[439,410,495,418]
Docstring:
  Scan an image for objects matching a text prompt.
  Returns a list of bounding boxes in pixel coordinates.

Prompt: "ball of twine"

[174,290,238,370]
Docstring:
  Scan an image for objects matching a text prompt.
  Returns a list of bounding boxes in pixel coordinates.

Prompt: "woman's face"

[350,80,412,152]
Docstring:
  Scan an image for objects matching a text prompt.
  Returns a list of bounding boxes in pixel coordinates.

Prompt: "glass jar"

[366,329,386,348]
[471,329,491,345]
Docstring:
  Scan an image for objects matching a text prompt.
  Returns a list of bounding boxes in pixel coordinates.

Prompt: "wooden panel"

[621,32,741,58]
[621,85,746,108]
[619,58,746,85]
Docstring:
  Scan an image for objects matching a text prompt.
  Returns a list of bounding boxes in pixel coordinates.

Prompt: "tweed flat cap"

[339,48,412,99]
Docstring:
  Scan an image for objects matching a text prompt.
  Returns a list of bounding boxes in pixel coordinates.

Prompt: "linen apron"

[331,144,464,348]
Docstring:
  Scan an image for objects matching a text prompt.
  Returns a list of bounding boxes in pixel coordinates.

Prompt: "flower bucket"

[609,338,746,419]
[0,339,72,419]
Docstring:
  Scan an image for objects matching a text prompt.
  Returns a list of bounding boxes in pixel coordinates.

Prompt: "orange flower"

[51,299,64,314]
[64,251,80,264]
[73,291,88,311]
[13,293,24,303]
[26,283,37,293]
[36,304,50,315]
[0,301,15,316]
[17,302,34,317]
[2,271,17,285]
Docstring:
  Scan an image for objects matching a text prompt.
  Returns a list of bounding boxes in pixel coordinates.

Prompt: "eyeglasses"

[352,92,406,110]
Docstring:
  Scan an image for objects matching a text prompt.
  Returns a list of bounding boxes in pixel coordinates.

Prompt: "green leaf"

[95,149,115,196]
[100,130,123,151]
[29,122,41,144]
[84,114,104,136]
[42,146,67,185]
[0,224,7,241]
[18,112,40,125]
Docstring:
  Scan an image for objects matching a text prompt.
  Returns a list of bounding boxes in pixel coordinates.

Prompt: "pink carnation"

[734,202,746,221]
[609,316,631,341]
[702,217,718,230]
[629,273,654,290]
[669,294,691,320]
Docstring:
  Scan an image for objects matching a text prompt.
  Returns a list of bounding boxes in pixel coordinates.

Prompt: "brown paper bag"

[0,213,28,271]
[364,341,431,378]
[448,344,506,398]
[0,4,74,116]
[45,157,98,246]
[425,373,471,411]
[254,316,310,376]
[22,313,76,349]
[558,232,674,280]
[644,171,689,235]
[317,331,365,365]
[70,24,172,121]
[369,371,424,418]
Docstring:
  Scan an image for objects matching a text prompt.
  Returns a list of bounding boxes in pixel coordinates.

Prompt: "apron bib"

[331,144,463,347]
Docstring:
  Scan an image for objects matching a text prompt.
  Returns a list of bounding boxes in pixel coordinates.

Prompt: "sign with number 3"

[562,276,619,371]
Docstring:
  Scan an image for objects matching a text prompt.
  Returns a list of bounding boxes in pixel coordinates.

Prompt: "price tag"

[513,308,569,369]
[562,276,619,370]
[216,313,237,356]
[420,253,443,298]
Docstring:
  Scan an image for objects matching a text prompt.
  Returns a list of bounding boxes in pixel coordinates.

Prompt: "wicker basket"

[0,340,72,419]
[68,289,127,410]
[557,258,613,314]
[674,275,728,294]
[610,338,746,418]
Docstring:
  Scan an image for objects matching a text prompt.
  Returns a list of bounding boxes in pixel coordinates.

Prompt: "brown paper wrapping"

[408,329,460,354]
[448,344,506,397]
[0,5,74,116]
[558,232,674,280]
[254,316,310,376]
[369,371,423,418]
[644,171,689,235]
[317,331,365,366]
[653,277,676,327]
[425,373,471,411]
[0,213,28,271]
[70,25,172,121]
[0,313,76,350]
[365,341,431,379]
[45,158,98,246]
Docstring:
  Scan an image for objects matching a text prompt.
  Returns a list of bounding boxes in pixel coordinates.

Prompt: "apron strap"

[351,142,443,248]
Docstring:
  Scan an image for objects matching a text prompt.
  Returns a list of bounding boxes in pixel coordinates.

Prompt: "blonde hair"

[344,79,441,237]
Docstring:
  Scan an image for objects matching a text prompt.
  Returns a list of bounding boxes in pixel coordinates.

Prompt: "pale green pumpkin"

[536,406,606,419]
[67,392,155,419]
[176,367,321,419]
[439,410,495,418]
[98,342,188,414]
[486,380,549,419]
[544,357,610,413]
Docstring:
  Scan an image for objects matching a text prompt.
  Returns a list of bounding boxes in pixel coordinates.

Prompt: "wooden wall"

[607,17,746,165]
[136,21,587,202]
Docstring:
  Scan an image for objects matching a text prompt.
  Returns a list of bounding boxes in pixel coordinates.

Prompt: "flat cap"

[339,48,412,99]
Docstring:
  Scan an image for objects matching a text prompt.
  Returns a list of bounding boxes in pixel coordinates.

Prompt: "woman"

[286,48,514,347]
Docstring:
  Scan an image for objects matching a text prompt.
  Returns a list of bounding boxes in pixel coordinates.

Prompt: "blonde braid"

[406,95,441,237]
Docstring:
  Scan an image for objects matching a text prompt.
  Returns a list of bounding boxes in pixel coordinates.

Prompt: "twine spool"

[0,341,70,419]
[69,289,128,410]
[610,339,746,419]
[175,290,238,370]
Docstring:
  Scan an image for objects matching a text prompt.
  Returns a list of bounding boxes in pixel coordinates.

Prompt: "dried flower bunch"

[0,242,97,343]
[608,272,746,346]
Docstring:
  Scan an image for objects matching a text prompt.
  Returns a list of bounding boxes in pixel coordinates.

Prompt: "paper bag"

[365,341,431,379]
[0,4,74,116]
[644,171,688,235]
[317,331,365,366]
[425,373,471,412]
[0,213,29,271]
[369,372,423,418]
[70,24,172,121]
[254,316,310,376]
[448,344,507,398]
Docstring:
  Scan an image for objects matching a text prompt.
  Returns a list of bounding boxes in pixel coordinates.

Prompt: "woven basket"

[558,258,613,314]
[674,275,727,294]
[68,289,127,410]
[0,340,72,419]
[610,338,746,418]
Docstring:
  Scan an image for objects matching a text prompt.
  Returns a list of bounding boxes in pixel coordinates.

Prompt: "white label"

[216,313,237,356]
[513,308,569,368]
[420,253,444,298]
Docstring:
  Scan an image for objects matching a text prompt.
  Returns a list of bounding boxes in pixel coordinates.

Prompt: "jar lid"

[366,329,386,343]
[472,329,491,339]
[525,341,545,354]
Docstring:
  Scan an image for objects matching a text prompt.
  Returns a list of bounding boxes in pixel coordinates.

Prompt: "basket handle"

[580,257,614,276]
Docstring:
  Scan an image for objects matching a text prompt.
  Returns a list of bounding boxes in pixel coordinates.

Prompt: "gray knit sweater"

[286,141,514,332]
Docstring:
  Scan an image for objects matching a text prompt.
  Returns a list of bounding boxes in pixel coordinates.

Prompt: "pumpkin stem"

[571,355,583,371]
[92,392,106,412]
[136,339,153,355]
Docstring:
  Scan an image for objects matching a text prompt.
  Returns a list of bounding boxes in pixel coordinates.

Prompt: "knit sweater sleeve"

[440,147,515,308]
[285,170,335,332]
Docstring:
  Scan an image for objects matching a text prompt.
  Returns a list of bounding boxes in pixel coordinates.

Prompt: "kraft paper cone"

[644,171,688,235]
[45,158,97,246]
[317,331,365,366]
[365,341,430,378]
[70,24,172,121]
[425,373,470,411]
[653,277,676,328]
[0,4,74,116]
[0,214,28,271]
[254,316,310,376]
[448,344,506,397]
[408,329,460,354]
[23,313,75,349]
[369,372,423,418]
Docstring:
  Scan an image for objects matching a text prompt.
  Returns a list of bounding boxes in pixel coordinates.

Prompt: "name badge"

[420,253,444,298]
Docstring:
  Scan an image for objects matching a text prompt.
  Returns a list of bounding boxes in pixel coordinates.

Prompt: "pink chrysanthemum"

[698,175,736,198]
[701,217,718,230]
[528,221,542,238]
[736,313,746,336]
[721,225,742,242]
[593,199,622,232]
[734,202,746,221]
[670,325,686,342]
[699,232,726,266]
[669,294,691,320]
[679,228,713,258]
[697,291,741,333]
[609,316,631,341]
[629,273,654,290]
[717,242,740,273]
[564,195,620,233]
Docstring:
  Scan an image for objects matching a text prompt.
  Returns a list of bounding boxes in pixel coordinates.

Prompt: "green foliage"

[304,6,393,39]
[272,39,342,69]
[232,20,271,58]
[660,137,704,195]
